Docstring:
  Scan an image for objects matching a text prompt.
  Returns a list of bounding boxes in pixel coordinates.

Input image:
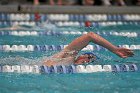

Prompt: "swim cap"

[85,21,92,27]
[75,52,99,65]
[82,52,99,60]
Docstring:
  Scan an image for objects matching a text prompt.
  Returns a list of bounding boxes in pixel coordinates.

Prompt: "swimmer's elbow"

[87,32,96,36]
[86,32,97,38]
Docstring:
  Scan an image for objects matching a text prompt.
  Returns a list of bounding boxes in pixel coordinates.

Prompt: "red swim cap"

[85,21,91,27]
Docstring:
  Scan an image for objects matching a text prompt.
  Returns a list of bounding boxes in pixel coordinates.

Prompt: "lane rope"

[0,64,139,74]
[0,44,139,52]
[0,31,139,37]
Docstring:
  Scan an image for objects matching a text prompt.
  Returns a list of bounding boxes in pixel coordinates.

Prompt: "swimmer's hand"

[113,47,134,58]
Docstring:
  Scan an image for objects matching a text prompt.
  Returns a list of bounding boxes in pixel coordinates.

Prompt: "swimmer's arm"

[86,32,134,58]
[43,60,56,67]
[43,57,74,66]
[65,32,118,52]
[65,32,134,58]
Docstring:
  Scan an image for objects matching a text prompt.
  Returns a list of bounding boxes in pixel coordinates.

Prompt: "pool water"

[0,24,140,93]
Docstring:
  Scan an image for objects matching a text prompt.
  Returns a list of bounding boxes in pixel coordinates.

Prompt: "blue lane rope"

[0,31,139,38]
[0,64,139,74]
[0,13,140,21]
[0,44,139,52]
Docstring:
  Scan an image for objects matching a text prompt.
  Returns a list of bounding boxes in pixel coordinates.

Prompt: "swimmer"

[43,32,134,66]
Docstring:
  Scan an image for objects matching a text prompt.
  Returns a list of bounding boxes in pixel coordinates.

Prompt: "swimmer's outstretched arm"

[64,32,134,58]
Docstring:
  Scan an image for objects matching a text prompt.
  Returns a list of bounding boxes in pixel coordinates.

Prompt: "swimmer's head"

[74,52,98,65]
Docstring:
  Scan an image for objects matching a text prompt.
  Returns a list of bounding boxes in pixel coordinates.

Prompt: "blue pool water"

[0,24,140,93]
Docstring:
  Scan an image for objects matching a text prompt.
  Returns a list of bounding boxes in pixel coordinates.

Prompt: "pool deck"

[0,5,140,14]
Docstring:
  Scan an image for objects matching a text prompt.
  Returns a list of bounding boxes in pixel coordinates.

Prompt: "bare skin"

[43,32,134,66]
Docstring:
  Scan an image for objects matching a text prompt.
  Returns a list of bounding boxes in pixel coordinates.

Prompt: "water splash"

[0,56,44,66]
